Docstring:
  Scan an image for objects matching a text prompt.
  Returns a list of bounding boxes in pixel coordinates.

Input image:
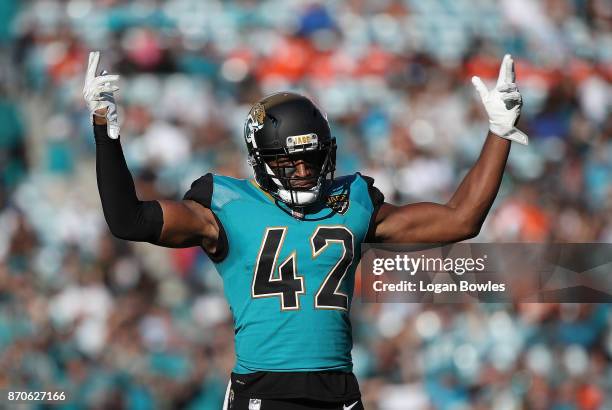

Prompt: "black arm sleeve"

[94,123,163,243]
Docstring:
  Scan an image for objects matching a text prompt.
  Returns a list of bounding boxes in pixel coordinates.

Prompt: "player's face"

[267,152,321,189]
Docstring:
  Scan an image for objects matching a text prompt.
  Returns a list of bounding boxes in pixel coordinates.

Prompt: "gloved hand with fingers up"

[83,51,121,139]
[472,54,529,145]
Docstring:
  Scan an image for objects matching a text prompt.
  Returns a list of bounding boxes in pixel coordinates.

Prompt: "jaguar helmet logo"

[251,103,265,124]
[245,103,266,144]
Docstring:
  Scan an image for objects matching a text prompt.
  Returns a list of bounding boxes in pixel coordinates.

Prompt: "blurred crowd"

[0,0,610,408]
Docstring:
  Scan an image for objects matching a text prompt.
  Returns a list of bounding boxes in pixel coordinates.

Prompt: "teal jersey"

[183,173,383,374]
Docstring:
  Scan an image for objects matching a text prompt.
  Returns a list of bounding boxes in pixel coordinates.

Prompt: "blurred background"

[0,0,611,409]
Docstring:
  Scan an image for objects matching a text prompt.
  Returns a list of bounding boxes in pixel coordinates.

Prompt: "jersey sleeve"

[183,173,229,263]
[357,173,385,242]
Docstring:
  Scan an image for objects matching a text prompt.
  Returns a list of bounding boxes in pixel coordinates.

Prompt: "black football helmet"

[244,92,336,207]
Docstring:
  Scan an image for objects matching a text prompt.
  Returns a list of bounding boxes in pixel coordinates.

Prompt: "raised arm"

[373,133,510,243]
[372,54,528,244]
[84,51,220,255]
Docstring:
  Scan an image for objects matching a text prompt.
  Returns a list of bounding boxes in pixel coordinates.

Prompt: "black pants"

[226,395,365,410]
[223,371,364,409]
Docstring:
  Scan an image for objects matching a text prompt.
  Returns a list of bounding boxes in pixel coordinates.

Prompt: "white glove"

[83,51,121,139]
[472,54,528,145]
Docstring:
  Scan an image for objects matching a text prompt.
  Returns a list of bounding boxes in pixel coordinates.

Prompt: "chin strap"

[277,187,320,206]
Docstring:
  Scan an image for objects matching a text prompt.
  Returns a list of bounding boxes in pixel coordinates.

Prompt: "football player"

[84,51,526,410]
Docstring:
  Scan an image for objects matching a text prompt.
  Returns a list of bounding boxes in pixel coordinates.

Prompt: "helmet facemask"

[248,137,336,207]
